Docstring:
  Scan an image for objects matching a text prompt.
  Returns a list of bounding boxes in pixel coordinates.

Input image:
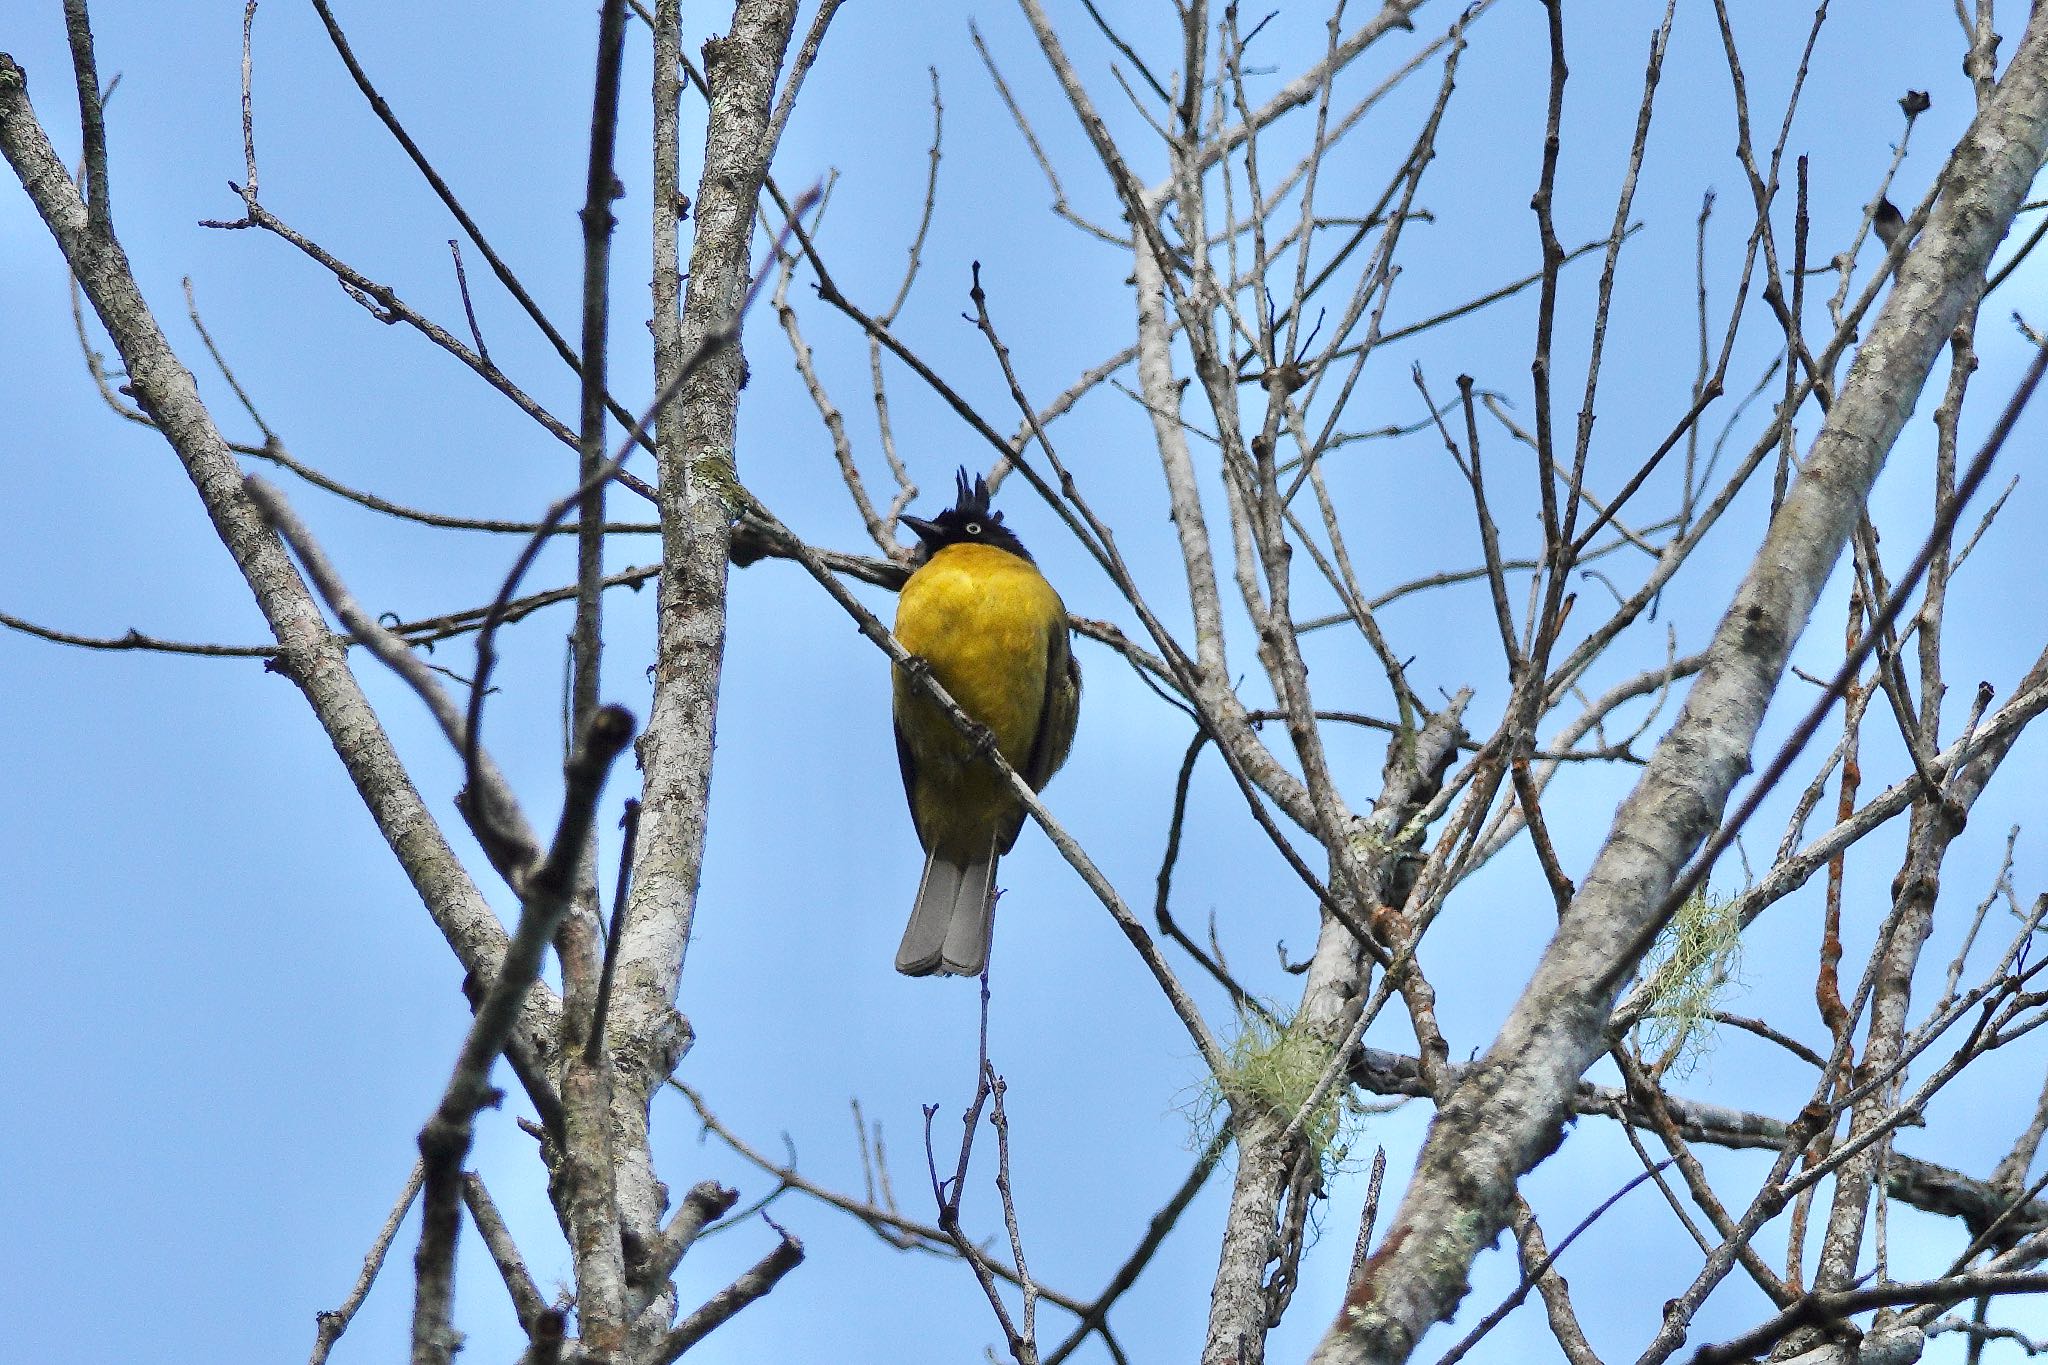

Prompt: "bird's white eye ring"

[964,521,982,535]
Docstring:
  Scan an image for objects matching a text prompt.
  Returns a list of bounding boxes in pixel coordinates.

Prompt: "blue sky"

[5,3,2047,1362]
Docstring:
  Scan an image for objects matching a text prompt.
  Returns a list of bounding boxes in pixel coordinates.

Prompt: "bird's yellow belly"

[893,544,1060,855]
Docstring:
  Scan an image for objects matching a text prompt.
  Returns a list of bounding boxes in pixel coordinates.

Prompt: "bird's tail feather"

[896,842,999,977]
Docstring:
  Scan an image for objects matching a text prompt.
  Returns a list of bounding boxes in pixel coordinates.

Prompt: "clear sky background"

[4,2,2047,1363]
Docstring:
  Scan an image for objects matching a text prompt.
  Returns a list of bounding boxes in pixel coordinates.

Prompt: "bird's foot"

[966,720,999,758]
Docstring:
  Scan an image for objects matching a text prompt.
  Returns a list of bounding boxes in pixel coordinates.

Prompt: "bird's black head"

[902,468,1033,562]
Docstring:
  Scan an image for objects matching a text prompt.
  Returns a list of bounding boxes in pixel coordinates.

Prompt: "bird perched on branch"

[891,469,1080,976]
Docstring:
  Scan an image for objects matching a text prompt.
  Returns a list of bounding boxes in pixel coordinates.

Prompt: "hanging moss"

[1187,1004,1367,1182]
[1633,886,1743,1078]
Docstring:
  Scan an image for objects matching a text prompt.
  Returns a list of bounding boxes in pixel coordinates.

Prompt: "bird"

[891,468,1081,976]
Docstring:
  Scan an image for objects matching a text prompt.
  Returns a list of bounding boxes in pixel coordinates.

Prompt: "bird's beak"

[901,514,943,545]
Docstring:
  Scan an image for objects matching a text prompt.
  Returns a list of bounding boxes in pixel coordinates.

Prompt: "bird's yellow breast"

[893,542,1064,770]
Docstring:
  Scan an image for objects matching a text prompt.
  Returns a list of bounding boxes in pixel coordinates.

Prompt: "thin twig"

[460,1173,548,1332]
[309,1162,425,1365]
[651,1216,805,1363]
[586,799,641,1064]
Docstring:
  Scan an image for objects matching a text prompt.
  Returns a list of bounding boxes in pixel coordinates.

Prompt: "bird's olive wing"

[1023,618,1080,791]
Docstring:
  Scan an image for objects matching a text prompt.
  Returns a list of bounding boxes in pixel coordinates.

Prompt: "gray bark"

[614,0,803,1323]
[1204,706,1467,1364]
[1311,12,2048,1360]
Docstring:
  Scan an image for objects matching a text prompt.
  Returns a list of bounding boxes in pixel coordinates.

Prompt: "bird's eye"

[964,521,982,535]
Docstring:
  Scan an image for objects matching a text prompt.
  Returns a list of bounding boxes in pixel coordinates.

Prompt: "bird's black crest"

[953,468,994,519]
[904,467,1031,561]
